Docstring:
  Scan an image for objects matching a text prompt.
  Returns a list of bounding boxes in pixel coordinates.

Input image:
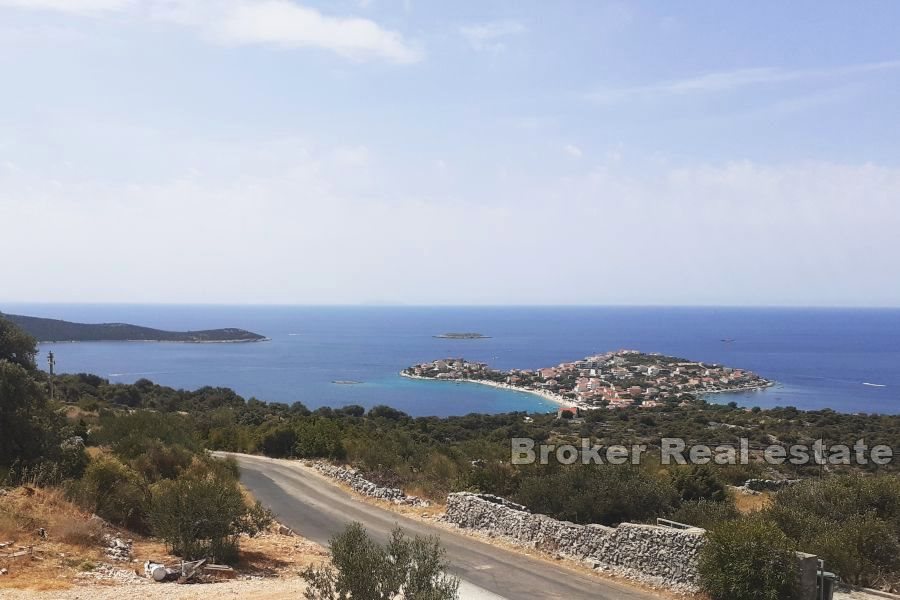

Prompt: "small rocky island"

[3,313,267,343]
[404,349,773,410]
[434,332,490,339]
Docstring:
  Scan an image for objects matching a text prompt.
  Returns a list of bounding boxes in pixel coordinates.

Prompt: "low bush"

[699,516,797,600]
[671,464,728,502]
[69,455,149,531]
[667,498,739,530]
[768,474,900,586]
[512,464,677,525]
[149,468,270,563]
[302,522,459,600]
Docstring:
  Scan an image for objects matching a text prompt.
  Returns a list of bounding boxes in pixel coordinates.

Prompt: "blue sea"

[4,304,900,416]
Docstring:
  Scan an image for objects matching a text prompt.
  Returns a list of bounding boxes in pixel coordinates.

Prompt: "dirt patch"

[0,576,310,600]
[0,485,327,594]
[733,490,773,514]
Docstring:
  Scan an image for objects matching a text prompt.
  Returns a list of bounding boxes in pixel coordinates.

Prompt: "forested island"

[2,312,267,343]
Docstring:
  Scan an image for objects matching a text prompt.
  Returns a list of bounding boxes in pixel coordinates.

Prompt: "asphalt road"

[221,452,660,600]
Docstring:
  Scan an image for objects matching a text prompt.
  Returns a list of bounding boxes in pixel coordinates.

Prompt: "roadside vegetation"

[2,314,900,594]
[302,522,459,600]
[0,317,271,568]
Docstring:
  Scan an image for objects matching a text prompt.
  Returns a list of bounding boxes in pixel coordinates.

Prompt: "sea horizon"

[4,303,899,417]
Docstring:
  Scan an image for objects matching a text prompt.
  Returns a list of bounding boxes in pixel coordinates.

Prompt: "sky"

[0,1,899,307]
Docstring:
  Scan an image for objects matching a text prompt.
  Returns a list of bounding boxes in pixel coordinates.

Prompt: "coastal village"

[403,350,773,411]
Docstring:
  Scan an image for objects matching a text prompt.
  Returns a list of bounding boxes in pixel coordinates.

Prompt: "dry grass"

[62,405,99,422]
[734,491,773,514]
[0,486,328,592]
[85,447,106,460]
[0,487,107,590]
[56,520,104,549]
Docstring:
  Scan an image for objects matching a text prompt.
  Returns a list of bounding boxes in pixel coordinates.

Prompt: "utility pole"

[47,351,55,402]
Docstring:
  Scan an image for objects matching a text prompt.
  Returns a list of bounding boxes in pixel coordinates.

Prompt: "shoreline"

[37,338,270,344]
[698,381,776,396]
[402,371,776,412]
[400,371,588,410]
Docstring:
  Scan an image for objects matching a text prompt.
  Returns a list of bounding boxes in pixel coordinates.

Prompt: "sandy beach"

[400,371,591,410]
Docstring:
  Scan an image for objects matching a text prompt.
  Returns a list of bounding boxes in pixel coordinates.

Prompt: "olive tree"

[149,469,272,563]
[303,522,459,600]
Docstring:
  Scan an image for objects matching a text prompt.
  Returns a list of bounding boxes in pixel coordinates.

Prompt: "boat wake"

[863,382,887,387]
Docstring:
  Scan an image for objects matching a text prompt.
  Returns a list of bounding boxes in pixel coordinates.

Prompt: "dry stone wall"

[313,463,430,507]
[443,492,705,592]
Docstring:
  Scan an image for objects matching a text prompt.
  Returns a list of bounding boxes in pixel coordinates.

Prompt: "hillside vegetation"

[2,313,266,343]
[2,313,900,593]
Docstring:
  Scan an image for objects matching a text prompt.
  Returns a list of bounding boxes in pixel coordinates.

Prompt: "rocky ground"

[0,577,309,600]
[0,486,327,598]
[835,589,900,600]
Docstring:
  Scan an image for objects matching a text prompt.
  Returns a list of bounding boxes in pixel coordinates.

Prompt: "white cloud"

[206,0,422,63]
[459,19,526,52]
[0,0,422,64]
[3,144,899,305]
[563,144,582,159]
[0,0,131,12]
[589,59,900,103]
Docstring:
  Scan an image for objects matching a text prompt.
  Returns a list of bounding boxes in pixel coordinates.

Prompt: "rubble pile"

[102,534,133,561]
[76,563,148,584]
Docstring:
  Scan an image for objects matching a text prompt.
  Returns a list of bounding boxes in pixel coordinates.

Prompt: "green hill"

[2,313,267,343]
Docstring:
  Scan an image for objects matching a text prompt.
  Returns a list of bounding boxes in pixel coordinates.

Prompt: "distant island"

[2,313,268,343]
[403,349,773,410]
[433,332,490,339]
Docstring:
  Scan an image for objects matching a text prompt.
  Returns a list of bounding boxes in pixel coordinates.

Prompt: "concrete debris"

[143,558,234,583]
[203,564,237,579]
[76,563,148,585]
[314,463,431,507]
[102,534,133,561]
[277,524,294,536]
[0,568,7,575]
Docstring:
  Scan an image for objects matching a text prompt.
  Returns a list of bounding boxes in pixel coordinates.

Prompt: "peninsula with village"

[403,350,774,410]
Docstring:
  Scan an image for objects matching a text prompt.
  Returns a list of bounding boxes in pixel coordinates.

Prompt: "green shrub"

[257,425,298,458]
[70,455,149,531]
[302,522,458,600]
[699,516,797,600]
[94,412,200,460]
[294,419,345,460]
[130,440,193,483]
[667,498,739,530]
[671,464,727,502]
[512,464,677,525]
[149,469,266,563]
[0,359,61,470]
[768,475,900,585]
